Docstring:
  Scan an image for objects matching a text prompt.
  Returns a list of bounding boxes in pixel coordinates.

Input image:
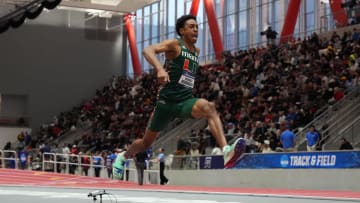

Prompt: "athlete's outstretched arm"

[143,39,179,84]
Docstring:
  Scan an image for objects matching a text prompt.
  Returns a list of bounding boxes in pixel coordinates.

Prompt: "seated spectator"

[261,140,273,153]
[211,144,222,155]
[339,138,354,150]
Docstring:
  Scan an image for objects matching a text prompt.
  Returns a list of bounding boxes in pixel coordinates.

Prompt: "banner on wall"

[199,151,360,169]
[232,151,360,169]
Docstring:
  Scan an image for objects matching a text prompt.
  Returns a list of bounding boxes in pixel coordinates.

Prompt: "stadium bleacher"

[2,23,360,172]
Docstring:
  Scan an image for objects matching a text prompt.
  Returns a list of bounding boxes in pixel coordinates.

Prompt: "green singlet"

[148,38,200,131]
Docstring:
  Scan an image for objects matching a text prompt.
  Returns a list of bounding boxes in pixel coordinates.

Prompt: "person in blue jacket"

[306,125,320,151]
[280,121,296,152]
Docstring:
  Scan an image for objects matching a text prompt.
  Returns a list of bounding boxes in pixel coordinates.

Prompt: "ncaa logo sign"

[280,155,289,167]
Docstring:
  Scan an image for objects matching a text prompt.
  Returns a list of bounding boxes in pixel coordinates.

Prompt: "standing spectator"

[81,151,91,176]
[135,151,148,185]
[8,153,16,169]
[51,144,62,173]
[3,142,12,168]
[176,135,186,155]
[71,145,78,154]
[69,145,79,174]
[124,159,130,181]
[24,132,32,147]
[190,142,200,169]
[17,132,25,143]
[68,153,78,174]
[93,151,102,177]
[261,26,278,45]
[105,150,116,179]
[306,125,320,151]
[279,121,296,152]
[61,143,70,172]
[18,148,29,170]
[352,28,359,42]
[16,134,25,152]
[62,143,70,154]
[3,141,11,150]
[153,148,169,185]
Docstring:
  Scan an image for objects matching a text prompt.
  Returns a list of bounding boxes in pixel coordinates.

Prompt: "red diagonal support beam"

[280,0,302,44]
[124,14,142,77]
[329,0,348,27]
[189,0,201,16]
[204,0,224,61]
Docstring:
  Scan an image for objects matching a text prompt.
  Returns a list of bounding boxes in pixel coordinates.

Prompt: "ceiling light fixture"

[90,0,123,6]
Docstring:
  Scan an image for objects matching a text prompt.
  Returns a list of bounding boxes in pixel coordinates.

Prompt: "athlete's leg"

[124,129,159,159]
[191,98,227,148]
[190,98,246,168]
[113,127,159,180]
[124,100,173,158]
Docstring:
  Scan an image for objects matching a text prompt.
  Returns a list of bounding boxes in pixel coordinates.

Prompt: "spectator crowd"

[2,27,360,173]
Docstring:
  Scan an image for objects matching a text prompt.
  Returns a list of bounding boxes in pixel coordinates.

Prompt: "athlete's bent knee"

[201,101,217,117]
[208,102,216,112]
[132,139,151,152]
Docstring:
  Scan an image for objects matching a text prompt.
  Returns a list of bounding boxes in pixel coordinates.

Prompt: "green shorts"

[148,98,198,132]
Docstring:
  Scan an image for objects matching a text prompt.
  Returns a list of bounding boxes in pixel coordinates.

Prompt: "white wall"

[166,169,360,191]
[0,10,127,131]
[0,127,31,148]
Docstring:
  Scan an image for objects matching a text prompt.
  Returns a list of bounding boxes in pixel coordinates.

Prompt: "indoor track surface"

[1,168,360,203]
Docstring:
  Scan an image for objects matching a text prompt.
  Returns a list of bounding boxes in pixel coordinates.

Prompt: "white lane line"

[0,189,242,203]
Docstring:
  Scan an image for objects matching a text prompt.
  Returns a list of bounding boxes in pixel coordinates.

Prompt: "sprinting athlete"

[115,15,245,177]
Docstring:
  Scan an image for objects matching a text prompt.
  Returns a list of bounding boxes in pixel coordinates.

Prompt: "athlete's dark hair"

[176,14,197,36]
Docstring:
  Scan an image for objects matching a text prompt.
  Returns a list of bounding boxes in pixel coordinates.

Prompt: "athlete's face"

[180,19,198,44]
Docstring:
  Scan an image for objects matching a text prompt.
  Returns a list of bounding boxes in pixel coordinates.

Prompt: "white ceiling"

[0,0,159,20]
[60,0,159,13]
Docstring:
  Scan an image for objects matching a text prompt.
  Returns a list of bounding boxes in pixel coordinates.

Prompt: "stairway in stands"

[296,86,360,151]
[153,118,207,153]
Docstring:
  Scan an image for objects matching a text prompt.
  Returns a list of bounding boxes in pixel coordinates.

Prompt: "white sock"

[222,145,231,153]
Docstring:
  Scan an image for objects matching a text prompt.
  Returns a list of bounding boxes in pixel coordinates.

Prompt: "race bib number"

[178,71,195,88]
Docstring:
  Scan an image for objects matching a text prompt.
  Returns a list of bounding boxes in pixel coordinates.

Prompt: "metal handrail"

[42,152,106,177]
[51,125,92,144]
[320,96,360,128]
[297,102,360,150]
[318,102,360,146]
[315,88,359,125]
[295,86,360,149]
[323,116,360,150]
[41,152,160,184]
[0,150,18,169]
[153,118,207,153]
[123,158,160,185]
